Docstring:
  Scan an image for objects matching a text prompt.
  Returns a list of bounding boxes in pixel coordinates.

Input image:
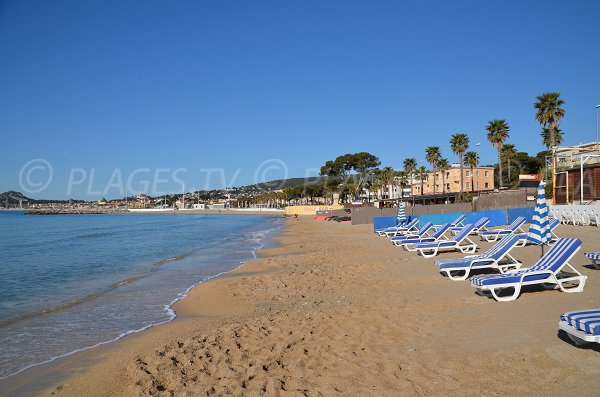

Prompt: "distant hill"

[246,176,326,191]
[0,191,86,206]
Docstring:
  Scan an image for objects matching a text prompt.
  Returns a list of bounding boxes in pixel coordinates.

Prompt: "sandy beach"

[3,217,600,396]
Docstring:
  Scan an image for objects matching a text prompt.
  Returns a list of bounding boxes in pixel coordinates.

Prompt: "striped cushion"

[561,309,600,335]
[437,258,494,270]
[435,235,521,270]
[415,240,456,249]
[480,230,511,237]
[470,238,581,287]
[585,252,600,261]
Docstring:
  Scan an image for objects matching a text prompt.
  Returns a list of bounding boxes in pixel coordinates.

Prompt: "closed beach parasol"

[397,202,406,225]
[527,181,551,254]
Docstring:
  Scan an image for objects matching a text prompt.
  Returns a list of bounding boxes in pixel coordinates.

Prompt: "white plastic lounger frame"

[559,309,600,345]
[398,223,451,250]
[470,238,586,302]
[389,222,434,245]
[377,218,419,236]
[433,214,466,231]
[450,217,489,236]
[383,219,420,238]
[414,223,478,258]
[478,217,527,242]
[435,234,522,281]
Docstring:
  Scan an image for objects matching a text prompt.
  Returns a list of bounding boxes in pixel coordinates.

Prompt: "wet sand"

[2,218,600,396]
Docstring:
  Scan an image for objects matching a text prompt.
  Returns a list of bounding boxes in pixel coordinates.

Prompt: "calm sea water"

[0,211,283,379]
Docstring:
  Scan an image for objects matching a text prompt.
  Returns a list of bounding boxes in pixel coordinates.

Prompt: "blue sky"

[1,0,599,199]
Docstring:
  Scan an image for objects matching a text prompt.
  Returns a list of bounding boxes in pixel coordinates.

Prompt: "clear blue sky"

[1,0,599,199]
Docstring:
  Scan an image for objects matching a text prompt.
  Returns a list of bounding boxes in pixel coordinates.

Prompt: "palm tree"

[403,158,417,195]
[463,151,479,193]
[541,127,563,149]
[501,143,517,186]
[425,146,442,195]
[437,158,450,195]
[486,119,510,189]
[379,166,395,199]
[450,133,470,200]
[395,170,408,198]
[534,92,566,202]
[534,92,566,150]
[417,165,427,197]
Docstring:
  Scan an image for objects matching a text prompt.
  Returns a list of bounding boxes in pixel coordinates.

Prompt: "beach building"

[554,142,600,204]
[411,164,495,196]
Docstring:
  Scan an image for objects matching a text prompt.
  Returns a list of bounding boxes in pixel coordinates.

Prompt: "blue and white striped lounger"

[450,217,489,235]
[479,217,527,242]
[559,309,600,345]
[413,223,478,258]
[433,214,466,231]
[584,252,600,269]
[435,234,522,280]
[389,222,433,245]
[470,238,586,302]
[382,219,420,238]
[396,223,451,250]
[376,218,419,236]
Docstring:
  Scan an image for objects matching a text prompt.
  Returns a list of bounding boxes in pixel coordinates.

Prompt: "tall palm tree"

[437,158,450,194]
[534,92,566,150]
[541,127,563,149]
[463,151,479,193]
[486,119,510,189]
[417,165,427,197]
[450,133,470,200]
[534,92,565,203]
[501,143,517,186]
[395,170,408,198]
[403,158,417,195]
[425,146,442,195]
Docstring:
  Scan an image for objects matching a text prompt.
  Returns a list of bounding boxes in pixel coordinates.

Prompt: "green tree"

[450,133,470,199]
[403,158,417,195]
[501,143,517,186]
[417,165,428,197]
[486,119,510,189]
[534,92,566,150]
[541,127,563,149]
[425,146,442,195]
[395,170,408,198]
[437,158,450,194]
[319,152,380,200]
[464,151,479,193]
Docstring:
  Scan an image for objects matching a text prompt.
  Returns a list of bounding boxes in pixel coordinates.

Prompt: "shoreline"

[3,220,600,395]
[0,215,284,389]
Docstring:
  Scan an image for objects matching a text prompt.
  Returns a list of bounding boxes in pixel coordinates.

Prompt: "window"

[485,182,489,188]
[446,172,450,178]
[466,182,471,188]
[485,171,489,177]
[466,170,471,177]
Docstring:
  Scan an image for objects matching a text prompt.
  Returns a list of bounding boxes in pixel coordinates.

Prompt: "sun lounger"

[518,219,560,246]
[450,217,489,235]
[413,223,478,258]
[470,238,586,302]
[584,252,600,269]
[479,217,527,242]
[395,223,451,249]
[559,309,600,345]
[388,222,433,244]
[435,234,522,280]
[433,214,466,231]
[378,218,419,237]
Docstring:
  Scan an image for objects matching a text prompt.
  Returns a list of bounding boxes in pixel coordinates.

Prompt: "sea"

[0,211,283,379]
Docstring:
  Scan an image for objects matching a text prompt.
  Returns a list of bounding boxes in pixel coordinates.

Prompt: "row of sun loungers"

[376,212,599,346]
